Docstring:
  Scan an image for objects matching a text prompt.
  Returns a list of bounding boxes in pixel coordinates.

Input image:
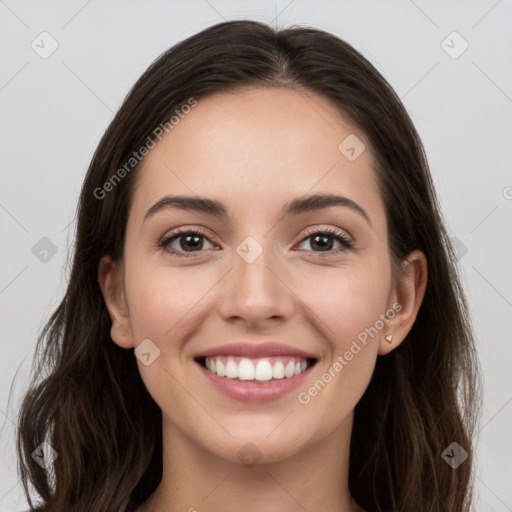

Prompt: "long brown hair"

[15,20,480,512]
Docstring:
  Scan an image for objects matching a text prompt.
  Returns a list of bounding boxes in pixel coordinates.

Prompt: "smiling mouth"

[195,355,318,382]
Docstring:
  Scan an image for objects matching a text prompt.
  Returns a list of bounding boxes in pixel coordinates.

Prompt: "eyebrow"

[144,193,371,226]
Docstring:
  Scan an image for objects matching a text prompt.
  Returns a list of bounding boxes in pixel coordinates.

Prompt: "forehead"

[130,87,384,227]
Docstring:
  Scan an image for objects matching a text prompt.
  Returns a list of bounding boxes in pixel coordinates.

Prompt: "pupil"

[182,234,202,251]
[312,234,332,251]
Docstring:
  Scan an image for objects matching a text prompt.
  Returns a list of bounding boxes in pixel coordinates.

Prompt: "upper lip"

[194,342,318,360]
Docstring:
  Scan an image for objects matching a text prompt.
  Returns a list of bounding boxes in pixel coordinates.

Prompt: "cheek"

[293,269,387,427]
[125,262,217,342]
[295,262,392,350]
[291,261,391,417]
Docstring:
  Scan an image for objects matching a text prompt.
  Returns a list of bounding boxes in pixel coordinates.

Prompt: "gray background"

[1,0,511,510]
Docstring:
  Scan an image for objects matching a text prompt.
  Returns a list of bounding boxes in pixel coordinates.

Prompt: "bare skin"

[98,87,427,512]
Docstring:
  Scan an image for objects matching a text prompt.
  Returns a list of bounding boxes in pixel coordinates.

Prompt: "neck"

[138,411,364,512]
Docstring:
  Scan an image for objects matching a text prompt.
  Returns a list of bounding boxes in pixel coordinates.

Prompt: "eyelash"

[158,226,353,259]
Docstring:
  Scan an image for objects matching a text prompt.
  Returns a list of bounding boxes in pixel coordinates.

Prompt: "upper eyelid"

[163,225,350,240]
[301,225,352,240]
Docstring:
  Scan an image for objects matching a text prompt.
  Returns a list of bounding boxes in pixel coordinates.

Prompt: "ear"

[378,249,428,356]
[98,255,134,349]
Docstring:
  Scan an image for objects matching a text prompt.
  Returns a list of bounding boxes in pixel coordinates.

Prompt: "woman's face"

[102,87,411,465]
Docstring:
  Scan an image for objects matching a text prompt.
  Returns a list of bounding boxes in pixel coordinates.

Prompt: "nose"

[217,239,295,329]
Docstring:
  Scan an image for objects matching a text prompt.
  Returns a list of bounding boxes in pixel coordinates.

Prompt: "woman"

[15,20,480,512]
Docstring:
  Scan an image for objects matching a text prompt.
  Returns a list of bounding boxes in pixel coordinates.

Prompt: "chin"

[197,425,318,467]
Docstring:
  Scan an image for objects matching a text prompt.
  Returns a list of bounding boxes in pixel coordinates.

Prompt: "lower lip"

[197,362,315,403]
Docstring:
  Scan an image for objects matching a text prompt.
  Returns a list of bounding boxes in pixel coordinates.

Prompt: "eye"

[158,226,353,259]
[158,228,215,258]
[296,227,353,257]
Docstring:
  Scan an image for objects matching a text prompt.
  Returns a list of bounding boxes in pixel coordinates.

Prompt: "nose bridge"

[217,233,292,324]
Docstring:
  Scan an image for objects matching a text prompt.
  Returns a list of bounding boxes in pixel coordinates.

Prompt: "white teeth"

[225,359,238,378]
[272,361,285,379]
[216,360,226,377]
[238,358,255,380]
[204,356,312,381]
[255,359,273,381]
[284,361,295,378]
